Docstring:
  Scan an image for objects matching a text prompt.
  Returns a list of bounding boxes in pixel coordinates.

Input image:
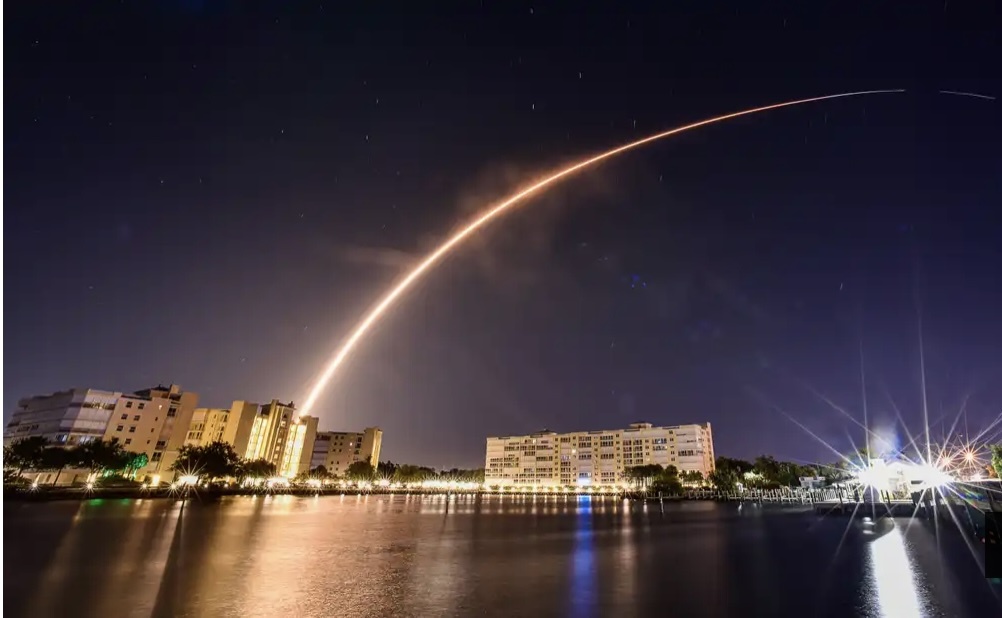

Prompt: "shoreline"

[2,486,827,505]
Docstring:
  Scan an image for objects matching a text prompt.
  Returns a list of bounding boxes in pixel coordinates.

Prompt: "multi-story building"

[184,399,319,477]
[484,421,715,487]
[102,384,199,481]
[310,427,382,476]
[4,384,199,484]
[4,388,122,446]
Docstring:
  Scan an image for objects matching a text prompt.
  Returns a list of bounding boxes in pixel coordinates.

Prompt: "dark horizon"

[5,2,1000,469]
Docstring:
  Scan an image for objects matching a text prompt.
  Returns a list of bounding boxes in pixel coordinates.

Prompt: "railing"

[666,486,848,504]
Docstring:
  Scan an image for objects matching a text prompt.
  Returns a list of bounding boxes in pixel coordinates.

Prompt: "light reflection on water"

[868,526,924,618]
[3,496,999,618]
[571,496,596,618]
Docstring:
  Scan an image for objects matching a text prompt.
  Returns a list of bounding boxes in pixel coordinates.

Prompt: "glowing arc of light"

[300,89,905,416]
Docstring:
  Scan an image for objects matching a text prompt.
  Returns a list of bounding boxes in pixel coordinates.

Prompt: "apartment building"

[102,384,199,480]
[484,421,715,487]
[184,399,319,477]
[4,388,122,446]
[5,384,199,483]
[310,427,382,476]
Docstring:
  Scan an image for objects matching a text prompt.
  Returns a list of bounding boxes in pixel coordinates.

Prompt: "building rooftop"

[487,421,710,440]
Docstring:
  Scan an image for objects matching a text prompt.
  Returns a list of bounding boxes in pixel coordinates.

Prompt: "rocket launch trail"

[299,89,905,417]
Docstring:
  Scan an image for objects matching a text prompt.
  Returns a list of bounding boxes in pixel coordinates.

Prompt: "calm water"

[4,494,1000,617]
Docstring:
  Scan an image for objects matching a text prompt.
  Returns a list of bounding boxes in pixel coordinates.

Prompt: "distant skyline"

[6,2,999,468]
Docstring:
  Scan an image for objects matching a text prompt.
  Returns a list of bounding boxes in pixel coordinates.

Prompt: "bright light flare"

[178,475,199,487]
[851,458,955,496]
[916,464,954,490]
[299,89,905,417]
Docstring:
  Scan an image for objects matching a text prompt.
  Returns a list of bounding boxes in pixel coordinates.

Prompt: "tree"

[39,447,73,485]
[709,468,738,492]
[74,439,132,474]
[5,436,50,476]
[708,457,753,492]
[241,458,277,479]
[124,452,149,477]
[681,470,704,486]
[346,459,376,481]
[377,460,399,478]
[753,455,783,487]
[651,465,681,494]
[310,465,331,479]
[441,468,486,483]
[627,464,665,489]
[171,441,241,481]
[821,460,853,484]
[991,444,1002,480]
[393,464,436,484]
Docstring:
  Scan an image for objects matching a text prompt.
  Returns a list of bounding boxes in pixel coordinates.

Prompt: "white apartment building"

[485,422,715,487]
[4,388,122,446]
[310,427,383,476]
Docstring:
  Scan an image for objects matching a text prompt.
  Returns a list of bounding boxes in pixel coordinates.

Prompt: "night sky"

[6,2,999,468]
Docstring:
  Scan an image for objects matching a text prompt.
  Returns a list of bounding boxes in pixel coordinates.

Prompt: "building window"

[126,401,133,408]
[125,438,132,445]
[151,452,162,462]
[121,413,128,420]
[167,407,177,417]
[138,403,145,410]
[133,415,140,421]
[128,426,136,433]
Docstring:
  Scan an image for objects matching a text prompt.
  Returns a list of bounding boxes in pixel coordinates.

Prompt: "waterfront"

[4,495,1000,617]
